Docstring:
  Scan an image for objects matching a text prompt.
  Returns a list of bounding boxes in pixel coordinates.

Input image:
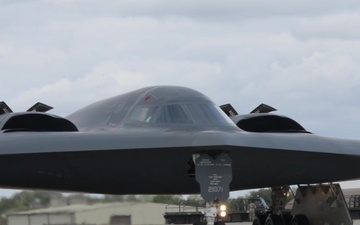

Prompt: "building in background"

[7,202,169,225]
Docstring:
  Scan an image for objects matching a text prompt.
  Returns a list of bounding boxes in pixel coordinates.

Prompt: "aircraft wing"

[0,86,359,195]
[1,128,360,195]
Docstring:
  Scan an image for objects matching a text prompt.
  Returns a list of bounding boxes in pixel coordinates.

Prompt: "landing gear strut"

[194,153,232,225]
[202,201,227,225]
[255,186,290,225]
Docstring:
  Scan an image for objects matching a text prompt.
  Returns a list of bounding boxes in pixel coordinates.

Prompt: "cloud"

[7,59,224,114]
[293,13,360,40]
[34,0,360,21]
[9,72,118,115]
[1,0,360,198]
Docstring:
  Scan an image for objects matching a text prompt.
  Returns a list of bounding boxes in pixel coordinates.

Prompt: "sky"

[0,0,360,198]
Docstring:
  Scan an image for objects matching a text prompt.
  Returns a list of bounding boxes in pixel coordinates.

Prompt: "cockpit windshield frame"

[126,102,236,127]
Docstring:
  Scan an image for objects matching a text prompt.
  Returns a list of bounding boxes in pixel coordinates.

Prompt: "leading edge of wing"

[0,130,360,194]
[0,129,360,157]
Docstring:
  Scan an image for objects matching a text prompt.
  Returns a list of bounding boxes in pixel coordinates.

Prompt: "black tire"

[265,215,283,225]
[253,217,262,225]
[193,222,206,225]
[253,214,267,225]
[291,214,310,225]
[282,214,293,225]
[214,221,225,225]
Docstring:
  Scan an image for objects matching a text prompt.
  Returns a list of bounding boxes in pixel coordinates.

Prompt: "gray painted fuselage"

[0,86,359,194]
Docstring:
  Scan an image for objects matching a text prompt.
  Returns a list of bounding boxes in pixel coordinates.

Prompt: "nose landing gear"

[194,153,232,225]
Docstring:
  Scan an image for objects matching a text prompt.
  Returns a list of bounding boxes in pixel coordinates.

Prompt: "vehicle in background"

[163,198,268,224]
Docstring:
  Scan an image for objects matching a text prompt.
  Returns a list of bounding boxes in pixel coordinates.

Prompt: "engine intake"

[0,113,78,132]
[234,114,307,133]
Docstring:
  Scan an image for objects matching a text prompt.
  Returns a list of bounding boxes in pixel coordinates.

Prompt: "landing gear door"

[195,153,232,202]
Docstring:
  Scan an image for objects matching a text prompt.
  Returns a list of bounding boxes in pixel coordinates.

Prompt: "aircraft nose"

[191,130,235,147]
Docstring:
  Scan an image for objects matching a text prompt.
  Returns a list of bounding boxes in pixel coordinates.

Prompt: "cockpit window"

[155,104,192,124]
[128,106,158,122]
[127,102,235,127]
[196,104,230,125]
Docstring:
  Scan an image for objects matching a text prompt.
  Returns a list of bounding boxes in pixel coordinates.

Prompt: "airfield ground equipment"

[163,201,227,225]
[253,184,352,225]
[348,195,360,219]
[163,197,268,224]
[228,197,269,222]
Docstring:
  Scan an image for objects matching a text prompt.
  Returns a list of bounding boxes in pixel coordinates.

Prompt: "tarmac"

[230,220,360,225]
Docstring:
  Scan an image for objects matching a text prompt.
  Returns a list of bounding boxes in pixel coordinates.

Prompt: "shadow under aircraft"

[0,86,359,225]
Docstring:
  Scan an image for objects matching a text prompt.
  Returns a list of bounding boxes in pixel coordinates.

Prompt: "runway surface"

[232,221,360,225]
